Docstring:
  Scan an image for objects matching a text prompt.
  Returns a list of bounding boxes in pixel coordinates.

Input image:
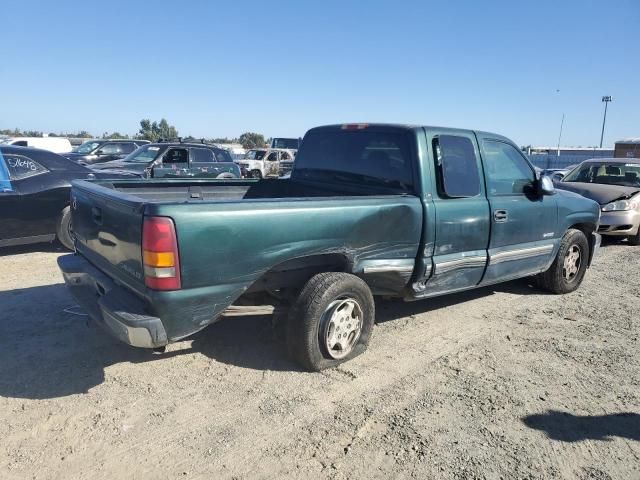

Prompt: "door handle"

[91,206,103,225]
[494,210,508,222]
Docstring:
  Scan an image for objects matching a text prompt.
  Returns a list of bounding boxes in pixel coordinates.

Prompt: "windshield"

[245,150,266,160]
[271,138,299,149]
[562,162,640,187]
[74,141,102,154]
[293,128,414,191]
[122,145,163,163]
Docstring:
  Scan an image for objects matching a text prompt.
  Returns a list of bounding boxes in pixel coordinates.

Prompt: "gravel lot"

[0,240,638,479]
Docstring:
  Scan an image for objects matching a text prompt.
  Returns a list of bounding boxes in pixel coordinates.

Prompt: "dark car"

[0,145,132,250]
[63,139,150,165]
[91,142,241,179]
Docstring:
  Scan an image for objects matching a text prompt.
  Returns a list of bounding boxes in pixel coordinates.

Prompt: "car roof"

[148,142,225,149]
[581,157,640,164]
[311,123,512,142]
[80,139,149,143]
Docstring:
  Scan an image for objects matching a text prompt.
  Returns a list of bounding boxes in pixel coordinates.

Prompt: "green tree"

[238,132,267,149]
[137,118,179,142]
[102,131,128,139]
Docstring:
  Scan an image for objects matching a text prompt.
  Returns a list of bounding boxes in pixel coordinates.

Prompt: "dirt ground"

[0,240,638,480]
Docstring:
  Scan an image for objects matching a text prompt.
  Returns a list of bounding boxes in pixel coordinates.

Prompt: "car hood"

[556,182,640,205]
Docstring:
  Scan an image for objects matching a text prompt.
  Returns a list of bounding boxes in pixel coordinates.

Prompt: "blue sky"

[1,0,638,147]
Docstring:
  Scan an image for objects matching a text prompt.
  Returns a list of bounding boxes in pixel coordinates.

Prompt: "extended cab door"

[477,134,558,284]
[420,129,491,295]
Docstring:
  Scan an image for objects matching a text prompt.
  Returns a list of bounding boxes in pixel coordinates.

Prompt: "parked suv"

[63,139,150,165]
[92,141,241,179]
[238,148,295,178]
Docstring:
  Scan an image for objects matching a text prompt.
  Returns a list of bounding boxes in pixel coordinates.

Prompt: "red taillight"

[142,216,181,290]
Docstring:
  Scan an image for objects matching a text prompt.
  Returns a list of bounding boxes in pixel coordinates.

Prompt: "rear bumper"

[58,254,168,348]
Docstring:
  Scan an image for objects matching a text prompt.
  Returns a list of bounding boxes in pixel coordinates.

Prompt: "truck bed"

[91,177,375,203]
[70,177,423,342]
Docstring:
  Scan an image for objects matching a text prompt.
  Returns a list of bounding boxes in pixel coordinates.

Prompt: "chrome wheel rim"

[562,244,581,282]
[320,297,363,359]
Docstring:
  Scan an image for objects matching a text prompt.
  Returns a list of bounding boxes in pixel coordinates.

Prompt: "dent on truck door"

[418,130,490,296]
[478,137,558,284]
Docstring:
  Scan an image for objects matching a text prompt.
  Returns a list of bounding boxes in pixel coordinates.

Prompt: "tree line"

[0,119,269,149]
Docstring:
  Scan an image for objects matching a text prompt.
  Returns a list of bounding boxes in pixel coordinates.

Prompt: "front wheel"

[627,229,640,246]
[535,228,589,294]
[286,272,375,371]
[250,169,263,179]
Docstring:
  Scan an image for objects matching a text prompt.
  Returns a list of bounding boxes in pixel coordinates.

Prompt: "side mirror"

[539,175,555,195]
[95,149,105,155]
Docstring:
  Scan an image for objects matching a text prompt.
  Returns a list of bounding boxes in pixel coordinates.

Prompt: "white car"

[237,148,295,179]
[0,136,72,154]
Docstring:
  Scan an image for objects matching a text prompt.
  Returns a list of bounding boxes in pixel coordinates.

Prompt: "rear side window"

[0,154,13,191]
[432,135,480,198]
[191,148,214,163]
[4,154,48,180]
[482,140,534,195]
[214,149,232,163]
[12,140,28,147]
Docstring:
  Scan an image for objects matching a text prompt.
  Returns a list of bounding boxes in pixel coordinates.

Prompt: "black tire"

[286,272,375,371]
[57,206,74,250]
[535,228,589,294]
[627,229,640,246]
[251,169,262,179]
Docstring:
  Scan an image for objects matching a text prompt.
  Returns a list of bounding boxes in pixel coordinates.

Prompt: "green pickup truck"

[58,124,601,371]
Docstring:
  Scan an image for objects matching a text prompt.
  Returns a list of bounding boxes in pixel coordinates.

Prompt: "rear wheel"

[57,206,74,250]
[535,228,589,294]
[286,272,374,371]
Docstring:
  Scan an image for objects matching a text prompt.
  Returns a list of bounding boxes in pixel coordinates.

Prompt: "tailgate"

[71,180,147,293]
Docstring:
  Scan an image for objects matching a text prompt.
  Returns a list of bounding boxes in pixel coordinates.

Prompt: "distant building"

[526,146,614,156]
[614,138,640,159]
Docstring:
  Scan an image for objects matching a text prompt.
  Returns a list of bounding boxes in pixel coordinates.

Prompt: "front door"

[152,147,190,178]
[477,135,558,284]
[421,129,491,296]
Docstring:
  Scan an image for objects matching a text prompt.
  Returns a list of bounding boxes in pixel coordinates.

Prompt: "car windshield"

[122,145,163,163]
[246,150,266,160]
[0,152,12,191]
[74,141,102,154]
[562,162,640,187]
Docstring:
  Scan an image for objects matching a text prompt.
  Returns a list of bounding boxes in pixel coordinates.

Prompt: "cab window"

[482,140,535,195]
[432,135,481,198]
[3,153,48,180]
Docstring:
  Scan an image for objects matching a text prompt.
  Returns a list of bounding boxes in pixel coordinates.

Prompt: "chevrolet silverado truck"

[58,124,601,371]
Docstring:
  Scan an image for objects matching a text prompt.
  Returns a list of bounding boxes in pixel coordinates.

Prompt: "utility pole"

[600,96,612,148]
[556,113,565,157]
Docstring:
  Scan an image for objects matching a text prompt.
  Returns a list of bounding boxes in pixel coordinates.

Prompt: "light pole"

[600,96,612,148]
